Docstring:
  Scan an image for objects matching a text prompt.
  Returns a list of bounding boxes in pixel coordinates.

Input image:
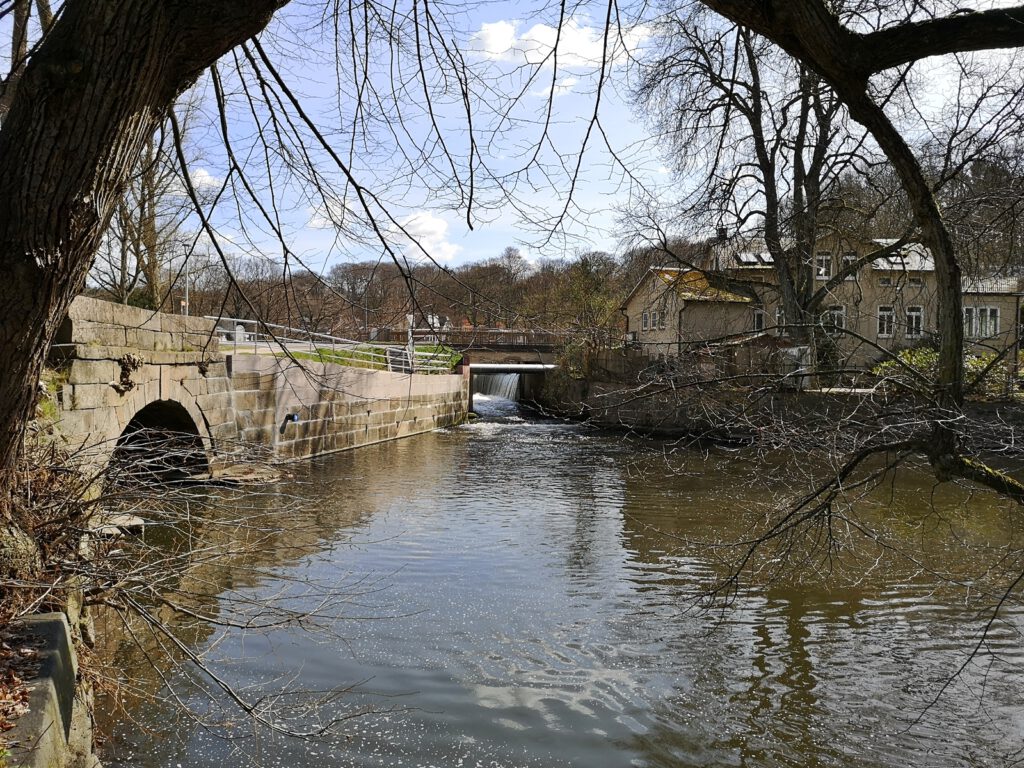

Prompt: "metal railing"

[372,327,569,347]
[207,317,456,374]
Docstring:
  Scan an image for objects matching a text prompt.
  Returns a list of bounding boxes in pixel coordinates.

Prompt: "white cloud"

[472,20,519,61]
[169,166,223,197]
[470,18,647,69]
[399,211,461,264]
[190,167,222,191]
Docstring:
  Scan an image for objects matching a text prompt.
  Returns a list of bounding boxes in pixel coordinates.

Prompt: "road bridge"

[374,328,566,366]
[367,327,569,404]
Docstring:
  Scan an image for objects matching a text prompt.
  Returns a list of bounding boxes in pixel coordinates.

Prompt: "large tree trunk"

[700,1,972,407]
[0,0,286,503]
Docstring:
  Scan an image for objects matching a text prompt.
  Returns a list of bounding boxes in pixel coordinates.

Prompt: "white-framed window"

[841,251,858,281]
[659,311,667,330]
[879,276,892,287]
[822,305,846,335]
[909,276,923,287]
[979,307,999,337]
[906,306,924,338]
[650,310,659,330]
[753,309,767,332]
[965,306,999,338]
[877,305,895,338]
[815,252,833,281]
[641,311,649,331]
[775,307,786,336]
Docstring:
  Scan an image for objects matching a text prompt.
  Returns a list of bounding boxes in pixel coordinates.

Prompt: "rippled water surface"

[100,396,1024,767]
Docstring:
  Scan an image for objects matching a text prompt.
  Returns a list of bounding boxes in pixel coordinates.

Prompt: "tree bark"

[0,0,286,502]
[139,135,163,310]
[700,2,1024,88]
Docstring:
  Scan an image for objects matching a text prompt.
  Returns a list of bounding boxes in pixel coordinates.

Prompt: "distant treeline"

[86,244,704,341]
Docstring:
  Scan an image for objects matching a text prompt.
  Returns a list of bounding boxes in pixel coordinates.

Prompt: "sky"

[181,0,672,274]
[63,0,1024,280]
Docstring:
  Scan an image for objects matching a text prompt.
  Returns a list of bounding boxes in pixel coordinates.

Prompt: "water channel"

[99,391,1024,767]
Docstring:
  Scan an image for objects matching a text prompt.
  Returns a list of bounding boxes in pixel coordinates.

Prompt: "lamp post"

[180,243,190,316]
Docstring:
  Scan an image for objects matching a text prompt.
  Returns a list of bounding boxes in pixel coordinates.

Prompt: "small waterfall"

[474,372,521,401]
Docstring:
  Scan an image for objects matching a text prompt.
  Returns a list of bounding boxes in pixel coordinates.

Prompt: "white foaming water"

[471,394,524,421]
[472,373,524,421]
[474,372,520,400]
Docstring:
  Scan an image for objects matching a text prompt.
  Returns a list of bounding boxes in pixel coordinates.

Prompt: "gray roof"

[868,239,934,272]
[715,236,935,271]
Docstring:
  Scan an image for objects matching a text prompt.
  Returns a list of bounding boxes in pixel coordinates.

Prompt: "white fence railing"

[207,317,456,374]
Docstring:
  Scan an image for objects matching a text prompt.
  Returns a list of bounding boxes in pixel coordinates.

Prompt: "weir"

[474,372,521,400]
[466,362,555,408]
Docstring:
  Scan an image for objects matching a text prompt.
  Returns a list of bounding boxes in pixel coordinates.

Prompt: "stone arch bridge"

[48,297,469,473]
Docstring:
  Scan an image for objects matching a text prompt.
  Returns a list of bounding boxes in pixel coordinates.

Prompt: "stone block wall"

[51,297,238,466]
[55,296,221,353]
[229,355,469,460]
[51,297,468,467]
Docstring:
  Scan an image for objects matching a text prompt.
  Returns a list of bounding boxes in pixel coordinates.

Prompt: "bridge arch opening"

[469,366,551,412]
[109,399,209,484]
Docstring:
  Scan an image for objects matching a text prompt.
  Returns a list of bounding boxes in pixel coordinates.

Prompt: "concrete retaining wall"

[540,378,912,442]
[229,355,469,460]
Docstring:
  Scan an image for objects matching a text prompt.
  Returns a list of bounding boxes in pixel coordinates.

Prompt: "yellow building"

[623,238,1023,370]
[620,267,756,358]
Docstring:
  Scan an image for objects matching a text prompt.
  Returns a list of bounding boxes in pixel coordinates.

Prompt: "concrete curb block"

[6,613,98,768]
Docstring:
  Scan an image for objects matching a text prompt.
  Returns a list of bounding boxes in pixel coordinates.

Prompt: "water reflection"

[100,396,1024,767]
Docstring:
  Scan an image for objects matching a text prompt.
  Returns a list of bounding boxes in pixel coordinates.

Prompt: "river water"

[99,395,1024,767]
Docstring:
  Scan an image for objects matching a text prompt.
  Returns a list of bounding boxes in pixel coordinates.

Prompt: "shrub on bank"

[873,347,1020,399]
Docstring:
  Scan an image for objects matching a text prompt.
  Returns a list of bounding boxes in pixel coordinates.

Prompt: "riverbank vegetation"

[873,347,1024,400]
[86,247,644,356]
